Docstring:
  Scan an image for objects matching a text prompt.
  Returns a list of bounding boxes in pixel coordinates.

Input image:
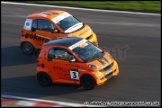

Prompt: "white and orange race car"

[20,10,98,55]
[36,37,119,90]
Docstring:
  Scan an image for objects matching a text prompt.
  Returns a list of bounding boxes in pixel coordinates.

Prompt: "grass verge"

[22,1,161,13]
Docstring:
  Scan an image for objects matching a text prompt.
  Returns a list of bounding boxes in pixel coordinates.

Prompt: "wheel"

[81,75,96,90]
[37,72,52,86]
[21,42,34,55]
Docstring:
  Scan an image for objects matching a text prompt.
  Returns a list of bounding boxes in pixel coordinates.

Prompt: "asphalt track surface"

[1,3,161,106]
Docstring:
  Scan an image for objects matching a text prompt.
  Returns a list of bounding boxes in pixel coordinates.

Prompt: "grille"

[105,72,113,79]
[86,34,93,40]
[100,62,114,72]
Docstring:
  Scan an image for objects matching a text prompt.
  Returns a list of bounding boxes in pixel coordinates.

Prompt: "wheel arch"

[21,41,36,49]
[37,71,52,86]
[37,71,51,78]
[80,74,97,85]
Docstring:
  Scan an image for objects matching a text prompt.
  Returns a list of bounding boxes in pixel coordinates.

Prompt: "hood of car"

[70,24,92,39]
[88,52,113,70]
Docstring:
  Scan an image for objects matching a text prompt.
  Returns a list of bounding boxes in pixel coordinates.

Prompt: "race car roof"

[27,10,65,19]
[43,36,84,47]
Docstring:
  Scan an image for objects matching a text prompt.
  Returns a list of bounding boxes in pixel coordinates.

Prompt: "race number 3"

[70,71,79,80]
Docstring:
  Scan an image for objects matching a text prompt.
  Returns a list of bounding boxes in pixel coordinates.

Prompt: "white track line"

[1,94,94,107]
[1,1,160,16]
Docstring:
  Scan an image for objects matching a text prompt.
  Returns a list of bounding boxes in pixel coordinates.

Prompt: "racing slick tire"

[37,72,52,86]
[21,42,34,55]
[81,75,96,90]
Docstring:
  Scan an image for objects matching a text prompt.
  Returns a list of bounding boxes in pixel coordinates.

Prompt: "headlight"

[88,64,100,69]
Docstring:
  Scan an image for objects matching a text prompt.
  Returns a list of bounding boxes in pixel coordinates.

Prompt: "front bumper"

[95,60,119,86]
[86,32,98,46]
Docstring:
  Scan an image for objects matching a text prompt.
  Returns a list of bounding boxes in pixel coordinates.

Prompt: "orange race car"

[20,10,98,55]
[36,37,119,90]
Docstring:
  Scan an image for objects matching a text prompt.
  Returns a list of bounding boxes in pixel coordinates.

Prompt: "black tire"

[21,42,34,55]
[81,75,96,90]
[37,72,52,86]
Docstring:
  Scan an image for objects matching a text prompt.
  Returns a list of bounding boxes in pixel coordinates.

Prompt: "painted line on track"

[1,1,161,16]
[1,94,94,107]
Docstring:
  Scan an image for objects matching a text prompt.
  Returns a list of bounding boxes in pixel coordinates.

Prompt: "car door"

[48,47,79,82]
[31,19,63,48]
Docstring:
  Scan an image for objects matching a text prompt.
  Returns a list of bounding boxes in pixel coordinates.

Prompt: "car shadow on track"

[1,46,36,67]
[2,75,85,97]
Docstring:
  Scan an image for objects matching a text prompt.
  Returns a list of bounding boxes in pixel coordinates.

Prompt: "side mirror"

[70,58,76,62]
[51,29,58,33]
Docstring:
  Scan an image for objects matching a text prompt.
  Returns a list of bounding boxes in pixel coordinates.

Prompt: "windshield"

[72,41,104,62]
[56,16,81,32]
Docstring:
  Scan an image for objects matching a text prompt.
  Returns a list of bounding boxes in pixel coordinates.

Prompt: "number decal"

[72,72,77,78]
[24,19,32,30]
[70,71,79,80]
[26,22,30,26]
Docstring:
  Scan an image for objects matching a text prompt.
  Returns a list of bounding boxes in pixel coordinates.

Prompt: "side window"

[55,48,74,61]
[48,48,55,61]
[48,48,74,61]
[31,19,38,30]
[38,19,57,32]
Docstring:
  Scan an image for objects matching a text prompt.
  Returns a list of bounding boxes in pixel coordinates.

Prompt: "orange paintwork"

[36,42,119,87]
[20,10,98,50]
